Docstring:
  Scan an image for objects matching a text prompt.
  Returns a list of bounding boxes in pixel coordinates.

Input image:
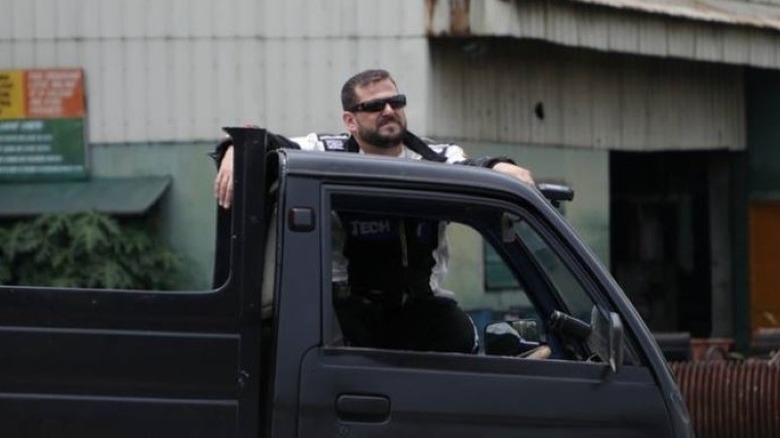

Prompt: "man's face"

[344,78,407,150]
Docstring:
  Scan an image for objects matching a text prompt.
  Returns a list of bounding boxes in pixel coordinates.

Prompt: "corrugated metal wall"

[0,0,432,143]
[429,39,745,151]
[1,0,749,150]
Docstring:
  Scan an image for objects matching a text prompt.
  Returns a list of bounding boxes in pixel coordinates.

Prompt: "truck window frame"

[320,185,640,365]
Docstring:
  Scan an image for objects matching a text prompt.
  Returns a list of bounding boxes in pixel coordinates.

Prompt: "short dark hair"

[341,69,398,110]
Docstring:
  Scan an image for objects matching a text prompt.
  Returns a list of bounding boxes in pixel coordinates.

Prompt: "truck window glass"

[513,220,595,323]
[444,222,537,338]
[325,190,601,362]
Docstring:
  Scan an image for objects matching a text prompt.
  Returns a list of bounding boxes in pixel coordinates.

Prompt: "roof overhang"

[569,0,780,31]
[425,0,780,69]
[0,176,171,217]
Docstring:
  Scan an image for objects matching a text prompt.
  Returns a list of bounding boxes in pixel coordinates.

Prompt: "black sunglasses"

[348,94,407,113]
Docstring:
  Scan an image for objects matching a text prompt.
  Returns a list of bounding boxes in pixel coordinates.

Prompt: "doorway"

[610,151,716,336]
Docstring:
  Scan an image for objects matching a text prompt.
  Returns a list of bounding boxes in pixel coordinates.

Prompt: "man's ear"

[342,111,357,133]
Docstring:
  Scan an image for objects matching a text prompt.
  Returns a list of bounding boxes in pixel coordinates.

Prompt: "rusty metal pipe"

[670,361,780,438]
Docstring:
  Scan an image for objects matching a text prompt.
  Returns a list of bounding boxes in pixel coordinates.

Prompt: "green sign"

[0,118,87,181]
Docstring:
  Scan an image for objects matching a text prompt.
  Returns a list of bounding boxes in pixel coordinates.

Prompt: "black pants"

[334,294,477,354]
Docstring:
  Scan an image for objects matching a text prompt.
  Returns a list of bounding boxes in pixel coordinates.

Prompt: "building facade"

[2,0,779,350]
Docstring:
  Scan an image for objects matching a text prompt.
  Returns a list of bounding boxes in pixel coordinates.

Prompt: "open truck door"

[0,128,270,437]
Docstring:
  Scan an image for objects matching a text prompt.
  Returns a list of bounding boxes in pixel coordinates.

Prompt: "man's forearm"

[210,131,301,166]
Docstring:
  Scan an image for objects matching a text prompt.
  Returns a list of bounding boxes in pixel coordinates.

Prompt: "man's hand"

[492,162,534,185]
[214,145,234,209]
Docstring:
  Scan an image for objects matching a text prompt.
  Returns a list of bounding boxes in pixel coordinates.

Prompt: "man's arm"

[213,143,235,209]
[435,144,534,185]
[411,134,534,185]
[212,132,300,209]
[489,162,534,185]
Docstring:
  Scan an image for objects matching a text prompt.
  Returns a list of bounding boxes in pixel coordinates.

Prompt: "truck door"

[295,186,675,437]
[0,232,262,438]
[0,131,268,437]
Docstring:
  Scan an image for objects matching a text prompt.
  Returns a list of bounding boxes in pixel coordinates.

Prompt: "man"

[213,69,533,353]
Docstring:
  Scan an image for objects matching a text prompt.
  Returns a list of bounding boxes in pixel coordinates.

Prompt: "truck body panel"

[0,128,691,437]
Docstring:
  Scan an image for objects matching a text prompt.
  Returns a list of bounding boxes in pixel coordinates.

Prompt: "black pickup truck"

[0,127,692,437]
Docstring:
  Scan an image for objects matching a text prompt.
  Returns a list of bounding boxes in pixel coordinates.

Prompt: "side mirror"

[546,307,624,373]
[537,182,574,211]
[587,306,624,373]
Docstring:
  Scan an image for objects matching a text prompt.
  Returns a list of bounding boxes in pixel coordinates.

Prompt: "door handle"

[336,394,390,422]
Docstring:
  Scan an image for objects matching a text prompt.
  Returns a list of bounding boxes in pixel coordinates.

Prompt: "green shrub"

[0,211,182,290]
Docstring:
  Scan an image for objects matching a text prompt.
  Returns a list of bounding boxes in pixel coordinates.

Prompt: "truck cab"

[0,128,691,437]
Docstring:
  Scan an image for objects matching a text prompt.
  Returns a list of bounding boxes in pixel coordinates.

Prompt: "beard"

[358,116,406,149]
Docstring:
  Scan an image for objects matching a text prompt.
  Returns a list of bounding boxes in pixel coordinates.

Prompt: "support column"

[709,156,733,337]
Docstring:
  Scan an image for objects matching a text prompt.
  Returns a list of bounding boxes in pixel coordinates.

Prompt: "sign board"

[0,68,86,181]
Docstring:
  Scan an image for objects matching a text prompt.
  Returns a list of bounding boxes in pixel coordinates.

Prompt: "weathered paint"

[0,0,432,143]
[429,39,745,151]
[0,0,750,150]
[426,0,780,69]
[571,0,780,31]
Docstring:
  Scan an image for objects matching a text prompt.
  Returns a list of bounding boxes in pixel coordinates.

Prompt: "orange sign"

[25,69,85,118]
[0,68,85,120]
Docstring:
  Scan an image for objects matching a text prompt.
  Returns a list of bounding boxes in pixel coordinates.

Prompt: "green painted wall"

[90,141,217,290]
[89,139,610,297]
[442,141,610,305]
[459,141,610,262]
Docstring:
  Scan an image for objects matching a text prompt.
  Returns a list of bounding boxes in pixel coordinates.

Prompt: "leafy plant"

[0,211,183,290]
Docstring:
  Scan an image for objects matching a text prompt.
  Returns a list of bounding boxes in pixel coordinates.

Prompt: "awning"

[0,176,172,217]
[568,0,780,32]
